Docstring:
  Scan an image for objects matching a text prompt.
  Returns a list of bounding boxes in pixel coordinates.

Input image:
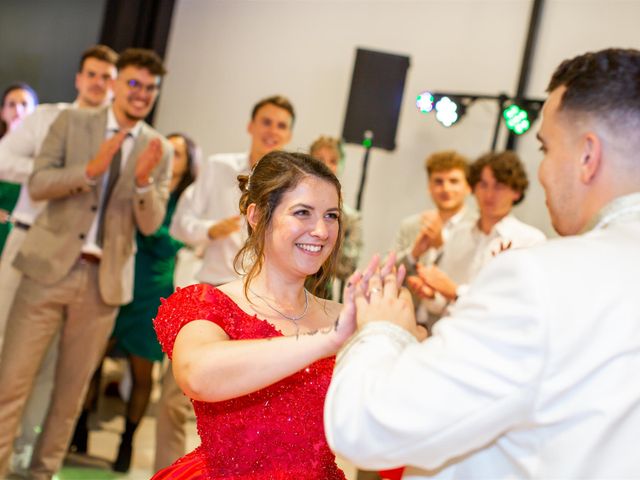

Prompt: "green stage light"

[503,103,536,135]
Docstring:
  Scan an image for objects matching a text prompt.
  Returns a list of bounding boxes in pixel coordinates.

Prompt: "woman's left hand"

[356,253,426,341]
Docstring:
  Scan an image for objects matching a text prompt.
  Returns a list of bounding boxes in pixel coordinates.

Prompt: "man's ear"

[580,132,602,184]
[246,203,259,229]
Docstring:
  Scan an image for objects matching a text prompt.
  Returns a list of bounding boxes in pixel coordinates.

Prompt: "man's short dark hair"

[547,48,640,123]
[251,95,295,125]
[78,44,118,72]
[469,151,529,205]
[116,48,167,76]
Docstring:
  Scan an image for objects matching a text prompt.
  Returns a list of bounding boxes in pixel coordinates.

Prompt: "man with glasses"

[0,48,172,480]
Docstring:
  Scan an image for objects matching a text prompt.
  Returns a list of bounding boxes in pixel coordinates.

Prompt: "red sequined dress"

[152,284,346,480]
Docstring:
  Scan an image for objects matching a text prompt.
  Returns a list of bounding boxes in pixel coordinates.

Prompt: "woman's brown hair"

[234,151,343,298]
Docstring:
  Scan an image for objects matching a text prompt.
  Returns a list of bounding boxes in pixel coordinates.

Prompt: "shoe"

[112,438,133,473]
[69,415,88,454]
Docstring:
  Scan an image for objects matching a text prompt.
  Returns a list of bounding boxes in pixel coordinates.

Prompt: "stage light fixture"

[416,92,434,113]
[434,95,465,127]
[503,101,540,135]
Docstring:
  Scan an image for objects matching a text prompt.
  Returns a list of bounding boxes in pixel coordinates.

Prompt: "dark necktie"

[95,144,122,247]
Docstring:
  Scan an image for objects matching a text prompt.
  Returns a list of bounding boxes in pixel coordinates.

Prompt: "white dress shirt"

[169,152,249,285]
[325,193,640,479]
[437,214,546,296]
[422,215,546,324]
[82,108,142,256]
[0,102,75,225]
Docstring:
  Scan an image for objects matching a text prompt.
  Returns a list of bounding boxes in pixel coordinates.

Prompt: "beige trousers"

[0,260,117,480]
[0,226,59,476]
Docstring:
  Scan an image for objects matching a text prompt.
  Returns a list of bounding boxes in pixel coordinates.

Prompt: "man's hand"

[85,130,127,179]
[207,215,242,240]
[410,211,444,259]
[135,138,163,187]
[416,263,458,301]
[0,209,10,224]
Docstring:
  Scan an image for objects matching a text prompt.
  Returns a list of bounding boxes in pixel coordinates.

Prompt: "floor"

[44,358,357,480]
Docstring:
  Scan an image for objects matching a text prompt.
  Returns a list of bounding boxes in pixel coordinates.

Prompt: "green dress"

[0,181,21,255]
[112,192,183,361]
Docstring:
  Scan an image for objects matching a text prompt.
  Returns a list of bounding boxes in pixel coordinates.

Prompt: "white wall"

[154,0,640,266]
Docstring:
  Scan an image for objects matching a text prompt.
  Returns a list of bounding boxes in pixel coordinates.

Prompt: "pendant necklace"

[248,285,309,337]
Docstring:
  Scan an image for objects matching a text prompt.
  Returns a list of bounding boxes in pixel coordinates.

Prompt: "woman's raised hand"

[355,253,427,341]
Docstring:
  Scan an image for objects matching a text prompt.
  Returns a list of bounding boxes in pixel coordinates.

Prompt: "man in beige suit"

[0,48,172,480]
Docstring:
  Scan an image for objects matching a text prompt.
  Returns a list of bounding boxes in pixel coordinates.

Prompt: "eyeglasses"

[124,78,160,94]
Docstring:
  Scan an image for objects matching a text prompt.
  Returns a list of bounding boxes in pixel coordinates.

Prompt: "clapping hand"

[415,263,458,301]
[86,130,128,179]
[411,211,444,260]
[406,274,436,299]
[135,138,163,187]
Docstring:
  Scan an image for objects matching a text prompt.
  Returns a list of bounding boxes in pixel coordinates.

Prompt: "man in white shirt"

[0,44,117,475]
[155,95,295,471]
[0,48,172,480]
[326,48,640,478]
[410,150,546,313]
[169,95,295,286]
[395,150,472,272]
[393,151,473,331]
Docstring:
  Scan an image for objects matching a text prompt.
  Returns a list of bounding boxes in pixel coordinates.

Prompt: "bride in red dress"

[152,151,356,479]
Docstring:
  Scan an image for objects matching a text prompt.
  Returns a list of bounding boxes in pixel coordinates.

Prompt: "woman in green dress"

[110,132,198,472]
[0,83,38,255]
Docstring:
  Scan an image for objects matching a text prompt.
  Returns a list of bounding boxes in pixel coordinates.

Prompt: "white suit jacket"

[326,193,640,479]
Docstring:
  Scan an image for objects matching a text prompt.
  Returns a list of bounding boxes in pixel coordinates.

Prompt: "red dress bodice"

[152,284,346,480]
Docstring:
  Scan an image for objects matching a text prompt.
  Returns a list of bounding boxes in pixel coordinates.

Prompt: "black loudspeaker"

[342,48,411,151]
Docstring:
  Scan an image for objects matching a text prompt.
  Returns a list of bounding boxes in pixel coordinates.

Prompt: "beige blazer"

[14,107,172,306]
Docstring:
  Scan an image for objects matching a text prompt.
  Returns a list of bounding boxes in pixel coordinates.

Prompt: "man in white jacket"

[326,47,640,479]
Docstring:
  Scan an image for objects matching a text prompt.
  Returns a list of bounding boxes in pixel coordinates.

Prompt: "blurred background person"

[0,45,117,476]
[0,82,38,255]
[156,95,295,471]
[106,132,197,473]
[310,135,362,298]
[409,150,546,321]
[393,150,473,332]
[0,82,38,138]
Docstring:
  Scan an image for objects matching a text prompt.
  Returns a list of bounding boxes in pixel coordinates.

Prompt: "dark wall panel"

[0,0,106,103]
